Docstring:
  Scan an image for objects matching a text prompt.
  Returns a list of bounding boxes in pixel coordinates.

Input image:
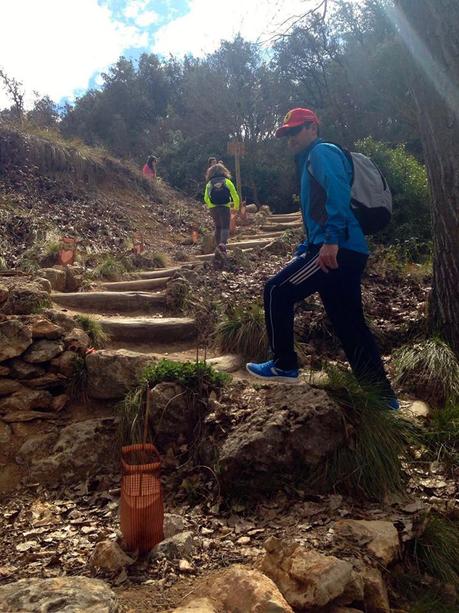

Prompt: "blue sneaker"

[388,397,400,411]
[246,360,299,383]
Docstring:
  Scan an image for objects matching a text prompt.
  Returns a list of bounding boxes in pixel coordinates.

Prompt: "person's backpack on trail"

[209,176,232,205]
[308,142,393,235]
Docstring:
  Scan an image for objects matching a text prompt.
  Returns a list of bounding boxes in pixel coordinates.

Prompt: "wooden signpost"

[227,139,245,200]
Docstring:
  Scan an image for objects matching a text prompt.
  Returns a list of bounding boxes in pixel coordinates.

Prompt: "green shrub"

[394,338,459,406]
[308,366,417,500]
[356,138,431,244]
[118,359,230,445]
[423,401,459,469]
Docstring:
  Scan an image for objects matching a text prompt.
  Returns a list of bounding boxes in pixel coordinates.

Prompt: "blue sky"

[0,0,344,109]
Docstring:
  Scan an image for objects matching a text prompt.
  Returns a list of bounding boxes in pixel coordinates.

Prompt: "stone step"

[269,213,301,222]
[100,277,170,292]
[86,348,242,399]
[261,221,303,232]
[228,237,276,249]
[52,291,166,312]
[99,317,196,343]
[126,266,184,280]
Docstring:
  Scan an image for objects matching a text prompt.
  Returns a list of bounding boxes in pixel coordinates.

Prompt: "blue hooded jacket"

[296,138,368,255]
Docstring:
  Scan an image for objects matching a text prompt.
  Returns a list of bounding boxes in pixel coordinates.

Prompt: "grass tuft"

[393,337,459,406]
[91,255,126,280]
[308,366,418,500]
[215,303,268,361]
[412,515,459,585]
[75,314,109,348]
[67,356,88,403]
[423,401,459,469]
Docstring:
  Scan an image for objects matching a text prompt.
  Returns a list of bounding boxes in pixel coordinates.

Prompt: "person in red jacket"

[143,155,157,179]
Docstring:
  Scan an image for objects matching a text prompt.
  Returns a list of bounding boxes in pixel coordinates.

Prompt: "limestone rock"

[50,350,79,377]
[173,598,217,613]
[149,382,193,446]
[218,384,345,492]
[205,565,293,613]
[90,540,134,572]
[16,433,58,464]
[245,203,258,213]
[2,410,58,423]
[64,328,91,353]
[405,400,431,418]
[25,373,67,389]
[51,393,69,412]
[153,531,196,560]
[42,309,78,333]
[86,349,155,399]
[39,267,66,292]
[334,520,400,566]
[363,568,390,613]
[0,284,49,315]
[261,538,353,610]
[66,265,85,292]
[0,320,32,362]
[0,576,119,612]
[31,318,64,339]
[0,388,53,412]
[23,339,64,363]
[164,513,187,538]
[8,358,46,379]
[207,354,242,373]
[29,417,118,484]
[34,277,52,293]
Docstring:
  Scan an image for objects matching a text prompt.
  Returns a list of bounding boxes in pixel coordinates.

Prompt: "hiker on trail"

[246,107,399,409]
[143,155,157,179]
[204,162,240,251]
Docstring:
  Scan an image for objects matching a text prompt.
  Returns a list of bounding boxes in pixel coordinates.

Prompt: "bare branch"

[258,0,328,45]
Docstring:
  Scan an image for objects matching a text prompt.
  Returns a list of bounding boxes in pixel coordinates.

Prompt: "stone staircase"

[50,212,302,398]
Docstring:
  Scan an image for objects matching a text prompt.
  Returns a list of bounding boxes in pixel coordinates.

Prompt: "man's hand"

[318,244,339,273]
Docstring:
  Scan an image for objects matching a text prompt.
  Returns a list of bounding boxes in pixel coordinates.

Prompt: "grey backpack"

[312,143,392,235]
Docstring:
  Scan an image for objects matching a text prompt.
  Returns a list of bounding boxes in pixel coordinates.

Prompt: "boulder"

[25,373,67,389]
[0,388,53,412]
[0,284,50,315]
[177,565,293,613]
[34,277,52,293]
[363,568,390,613]
[149,382,197,448]
[31,318,65,339]
[0,576,119,612]
[218,384,345,492]
[22,339,64,363]
[29,417,118,484]
[334,520,400,566]
[245,203,258,213]
[86,349,155,399]
[261,538,353,610]
[90,540,134,572]
[66,265,85,292]
[39,267,66,292]
[42,309,78,333]
[8,358,46,379]
[0,319,32,362]
[50,350,79,377]
[64,328,91,353]
[16,433,58,464]
[207,354,242,373]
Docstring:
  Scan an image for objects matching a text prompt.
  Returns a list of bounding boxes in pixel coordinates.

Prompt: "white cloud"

[152,0,322,57]
[123,0,159,25]
[0,0,148,109]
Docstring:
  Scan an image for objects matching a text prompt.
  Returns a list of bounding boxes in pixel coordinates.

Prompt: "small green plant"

[118,359,230,445]
[149,252,168,268]
[166,277,191,311]
[412,515,459,585]
[75,314,109,348]
[394,338,459,406]
[423,401,459,469]
[308,366,417,500]
[92,255,126,280]
[215,303,268,360]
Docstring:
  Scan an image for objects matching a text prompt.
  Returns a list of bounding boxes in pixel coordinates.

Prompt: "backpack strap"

[307,141,355,186]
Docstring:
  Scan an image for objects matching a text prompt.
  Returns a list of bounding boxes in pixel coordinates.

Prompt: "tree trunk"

[397,0,459,355]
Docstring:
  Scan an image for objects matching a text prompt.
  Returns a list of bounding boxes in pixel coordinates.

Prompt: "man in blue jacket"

[246,107,398,409]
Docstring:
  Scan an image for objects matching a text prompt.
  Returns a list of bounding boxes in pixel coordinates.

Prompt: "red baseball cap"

[275,108,320,138]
